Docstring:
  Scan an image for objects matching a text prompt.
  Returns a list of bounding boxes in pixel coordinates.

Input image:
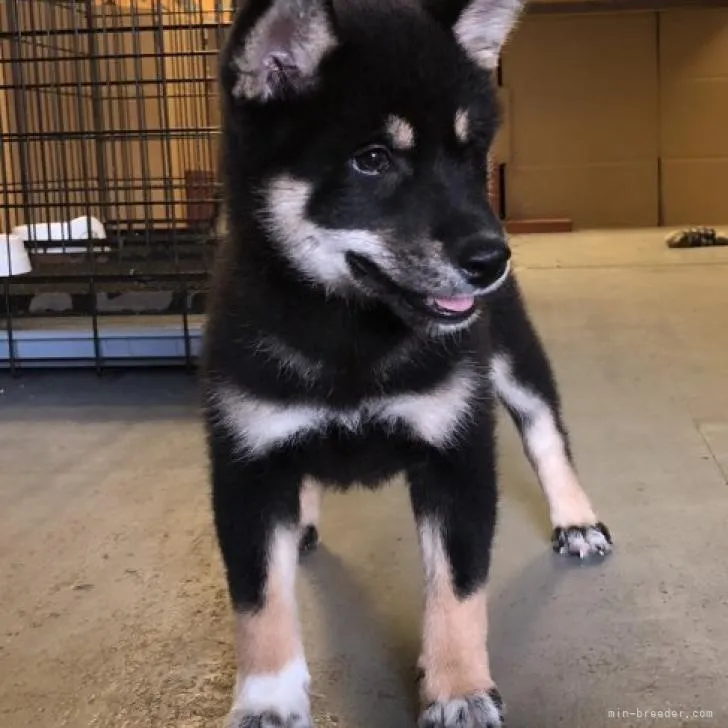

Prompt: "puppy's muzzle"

[453,234,511,290]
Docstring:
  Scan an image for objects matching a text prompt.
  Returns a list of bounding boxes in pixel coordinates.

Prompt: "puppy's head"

[222,0,524,333]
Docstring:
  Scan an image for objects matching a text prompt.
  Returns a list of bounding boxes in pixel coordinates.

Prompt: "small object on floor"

[665,227,728,249]
[72,583,94,591]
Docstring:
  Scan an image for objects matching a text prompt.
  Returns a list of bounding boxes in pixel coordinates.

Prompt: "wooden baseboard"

[505,218,574,234]
[530,0,728,14]
[487,161,572,234]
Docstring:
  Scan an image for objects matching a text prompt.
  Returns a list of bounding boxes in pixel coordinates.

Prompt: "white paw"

[552,522,612,559]
[419,689,504,728]
[225,709,312,728]
[226,658,312,728]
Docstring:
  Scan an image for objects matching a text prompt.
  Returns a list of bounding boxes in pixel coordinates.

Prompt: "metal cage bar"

[1,0,233,371]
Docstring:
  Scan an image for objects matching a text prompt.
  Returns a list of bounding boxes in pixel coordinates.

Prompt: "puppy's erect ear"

[223,0,336,102]
[425,0,526,70]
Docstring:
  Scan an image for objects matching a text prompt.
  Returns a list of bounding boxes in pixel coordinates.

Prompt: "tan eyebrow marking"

[455,108,470,143]
[386,114,415,150]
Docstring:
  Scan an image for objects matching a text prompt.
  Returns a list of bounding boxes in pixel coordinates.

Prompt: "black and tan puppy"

[201,1,612,725]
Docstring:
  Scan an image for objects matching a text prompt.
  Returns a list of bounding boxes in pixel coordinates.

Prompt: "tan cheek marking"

[455,109,470,143]
[419,522,494,703]
[300,477,322,528]
[386,114,415,151]
[234,528,302,677]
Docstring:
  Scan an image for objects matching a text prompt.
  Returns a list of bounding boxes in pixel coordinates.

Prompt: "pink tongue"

[432,295,475,313]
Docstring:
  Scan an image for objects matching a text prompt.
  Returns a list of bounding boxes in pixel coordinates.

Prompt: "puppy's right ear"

[222,0,337,103]
[424,0,526,71]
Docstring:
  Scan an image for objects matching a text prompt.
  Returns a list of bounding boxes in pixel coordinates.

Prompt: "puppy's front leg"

[209,431,312,728]
[489,276,612,558]
[409,416,503,728]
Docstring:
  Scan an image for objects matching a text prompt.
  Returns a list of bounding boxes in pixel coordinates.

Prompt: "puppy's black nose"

[457,237,511,287]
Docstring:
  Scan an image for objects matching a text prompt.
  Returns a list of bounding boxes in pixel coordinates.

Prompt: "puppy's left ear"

[222,0,337,103]
[424,0,526,70]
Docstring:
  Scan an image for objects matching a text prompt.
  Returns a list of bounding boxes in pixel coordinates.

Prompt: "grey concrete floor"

[1,229,727,728]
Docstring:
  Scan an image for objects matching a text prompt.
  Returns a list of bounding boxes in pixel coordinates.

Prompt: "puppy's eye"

[351,145,393,176]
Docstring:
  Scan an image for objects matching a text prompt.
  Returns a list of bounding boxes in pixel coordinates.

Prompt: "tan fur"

[386,115,415,150]
[490,354,598,528]
[299,477,321,528]
[418,521,494,703]
[231,0,336,101]
[455,109,470,143]
[454,0,525,71]
[536,449,597,528]
[234,528,302,677]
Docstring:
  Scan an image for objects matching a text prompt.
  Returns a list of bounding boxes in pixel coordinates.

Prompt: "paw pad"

[226,710,312,728]
[419,688,504,728]
[552,522,612,558]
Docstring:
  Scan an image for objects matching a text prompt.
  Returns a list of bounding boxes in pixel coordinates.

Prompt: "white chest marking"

[213,367,478,457]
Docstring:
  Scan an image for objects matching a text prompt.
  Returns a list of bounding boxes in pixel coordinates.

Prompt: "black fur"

[201,2,607,726]
[204,3,502,609]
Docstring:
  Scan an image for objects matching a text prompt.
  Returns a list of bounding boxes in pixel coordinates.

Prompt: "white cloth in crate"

[12,216,110,253]
[0,233,32,277]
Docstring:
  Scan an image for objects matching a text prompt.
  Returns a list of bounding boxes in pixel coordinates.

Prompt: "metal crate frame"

[1,0,234,372]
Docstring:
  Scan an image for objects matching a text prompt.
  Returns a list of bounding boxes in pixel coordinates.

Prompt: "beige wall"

[659,8,728,226]
[502,7,728,229]
[502,12,660,229]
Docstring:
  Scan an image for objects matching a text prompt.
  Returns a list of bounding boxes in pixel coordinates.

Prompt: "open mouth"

[346,253,479,323]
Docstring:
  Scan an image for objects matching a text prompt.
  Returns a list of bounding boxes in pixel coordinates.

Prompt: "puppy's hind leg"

[489,277,612,558]
[409,414,504,728]
[209,429,312,728]
[298,477,322,556]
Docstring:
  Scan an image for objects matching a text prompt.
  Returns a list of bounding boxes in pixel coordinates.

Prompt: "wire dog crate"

[1,0,234,371]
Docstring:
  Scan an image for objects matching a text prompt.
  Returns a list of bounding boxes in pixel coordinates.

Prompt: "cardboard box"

[501,12,660,228]
[491,88,511,165]
[508,163,658,228]
[661,160,728,226]
[660,8,728,225]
